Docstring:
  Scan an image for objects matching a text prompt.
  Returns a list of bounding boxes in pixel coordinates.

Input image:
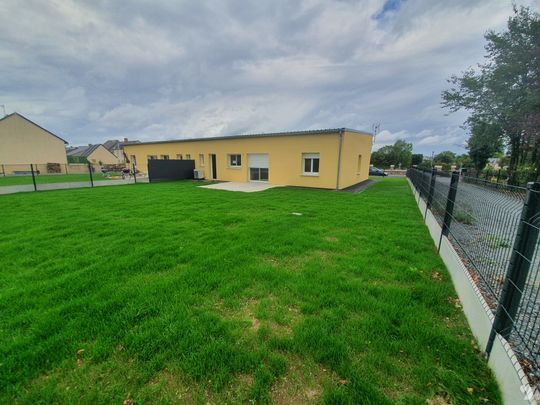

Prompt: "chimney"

[123,138,128,143]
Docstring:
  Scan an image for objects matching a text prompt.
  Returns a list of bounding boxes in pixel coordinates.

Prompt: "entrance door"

[248,154,269,182]
[210,154,217,180]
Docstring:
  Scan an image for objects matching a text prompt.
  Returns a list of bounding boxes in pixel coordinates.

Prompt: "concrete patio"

[199,181,281,193]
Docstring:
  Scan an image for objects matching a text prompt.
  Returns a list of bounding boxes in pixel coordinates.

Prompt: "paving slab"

[199,181,281,193]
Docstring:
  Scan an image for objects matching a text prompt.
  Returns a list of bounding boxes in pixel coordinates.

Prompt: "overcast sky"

[1,0,538,154]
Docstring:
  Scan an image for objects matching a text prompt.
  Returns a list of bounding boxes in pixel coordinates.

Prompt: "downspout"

[336,128,344,190]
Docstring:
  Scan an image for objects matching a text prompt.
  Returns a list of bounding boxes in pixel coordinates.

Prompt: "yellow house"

[67,144,120,166]
[0,113,68,173]
[123,128,373,190]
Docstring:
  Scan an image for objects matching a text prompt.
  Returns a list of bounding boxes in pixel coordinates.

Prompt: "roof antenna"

[0,105,5,117]
[371,122,380,137]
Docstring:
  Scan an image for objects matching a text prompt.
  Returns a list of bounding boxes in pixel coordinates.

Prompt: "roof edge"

[0,112,69,144]
[126,127,373,146]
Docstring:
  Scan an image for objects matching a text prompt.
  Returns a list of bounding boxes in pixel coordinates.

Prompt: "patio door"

[248,154,269,182]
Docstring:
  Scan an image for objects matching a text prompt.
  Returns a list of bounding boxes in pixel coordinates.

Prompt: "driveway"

[0,178,149,195]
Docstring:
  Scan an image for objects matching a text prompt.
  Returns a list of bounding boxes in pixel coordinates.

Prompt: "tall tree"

[442,6,540,183]
[371,139,412,168]
[467,118,504,170]
[433,151,456,165]
[411,153,423,166]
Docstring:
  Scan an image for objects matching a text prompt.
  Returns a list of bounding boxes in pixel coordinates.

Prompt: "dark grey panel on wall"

[148,159,195,182]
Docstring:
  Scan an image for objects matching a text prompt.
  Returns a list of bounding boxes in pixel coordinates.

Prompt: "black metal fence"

[148,159,195,182]
[0,162,141,193]
[407,167,540,389]
[463,167,540,187]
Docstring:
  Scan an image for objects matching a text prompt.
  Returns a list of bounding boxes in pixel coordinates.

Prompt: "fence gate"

[148,160,195,183]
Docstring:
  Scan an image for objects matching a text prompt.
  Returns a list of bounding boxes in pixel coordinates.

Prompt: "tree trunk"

[508,134,521,185]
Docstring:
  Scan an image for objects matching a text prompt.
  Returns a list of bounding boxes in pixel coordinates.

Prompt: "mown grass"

[0,178,500,404]
[0,173,107,186]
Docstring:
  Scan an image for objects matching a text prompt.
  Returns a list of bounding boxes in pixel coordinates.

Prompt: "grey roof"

[103,139,141,152]
[129,128,372,146]
[0,112,68,144]
[66,144,101,158]
[102,140,119,151]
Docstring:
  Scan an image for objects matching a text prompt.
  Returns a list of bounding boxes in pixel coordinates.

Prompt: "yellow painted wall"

[86,145,120,165]
[124,130,373,189]
[0,114,67,165]
[338,131,374,189]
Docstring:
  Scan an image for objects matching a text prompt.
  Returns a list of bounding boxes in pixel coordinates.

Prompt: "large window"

[148,155,157,160]
[302,153,320,175]
[229,154,241,167]
[161,155,169,160]
[199,154,205,166]
[250,168,269,181]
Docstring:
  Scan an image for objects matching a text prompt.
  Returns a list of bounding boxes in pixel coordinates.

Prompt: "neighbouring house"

[487,157,501,171]
[123,128,373,190]
[103,138,141,163]
[66,144,119,166]
[0,112,68,174]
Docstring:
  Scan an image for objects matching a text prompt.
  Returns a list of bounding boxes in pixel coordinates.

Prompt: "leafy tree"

[467,119,504,170]
[371,139,413,168]
[433,151,456,165]
[411,154,423,166]
[456,154,473,168]
[371,146,393,168]
[442,6,540,183]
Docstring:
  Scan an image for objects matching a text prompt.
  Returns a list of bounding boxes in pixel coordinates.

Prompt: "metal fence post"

[132,163,137,184]
[30,164,37,191]
[424,168,437,220]
[486,181,540,356]
[88,162,94,187]
[438,171,459,251]
[427,168,437,209]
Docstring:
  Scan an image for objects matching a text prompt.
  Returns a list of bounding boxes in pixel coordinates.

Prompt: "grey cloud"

[1,0,535,154]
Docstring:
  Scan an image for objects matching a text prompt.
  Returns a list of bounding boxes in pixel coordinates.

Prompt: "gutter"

[336,128,344,190]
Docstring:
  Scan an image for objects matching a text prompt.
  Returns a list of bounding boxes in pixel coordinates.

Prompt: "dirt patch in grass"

[427,394,453,405]
[324,236,338,242]
[263,251,333,270]
[216,297,301,340]
[271,356,339,405]
[146,368,195,403]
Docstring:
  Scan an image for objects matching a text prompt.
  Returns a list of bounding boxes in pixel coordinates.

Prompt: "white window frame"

[186,154,191,160]
[302,153,320,176]
[148,155,158,160]
[161,155,169,160]
[199,154,205,166]
[177,154,183,160]
[228,154,242,168]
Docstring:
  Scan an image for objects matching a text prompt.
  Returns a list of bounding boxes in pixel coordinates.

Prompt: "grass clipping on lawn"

[0,178,500,404]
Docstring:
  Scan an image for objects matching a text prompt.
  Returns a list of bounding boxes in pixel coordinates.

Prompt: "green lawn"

[0,173,109,186]
[0,178,499,404]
